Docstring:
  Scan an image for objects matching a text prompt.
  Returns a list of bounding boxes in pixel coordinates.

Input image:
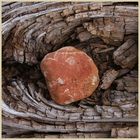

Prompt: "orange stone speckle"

[40,46,99,105]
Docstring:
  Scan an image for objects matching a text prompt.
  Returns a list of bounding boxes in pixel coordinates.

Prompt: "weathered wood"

[113,39,138,69]
[111,126,138,138]
[2,2,138,138]
[100,69,119,89]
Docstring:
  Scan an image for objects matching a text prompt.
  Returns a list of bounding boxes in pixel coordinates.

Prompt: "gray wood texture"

[2,2,138,138]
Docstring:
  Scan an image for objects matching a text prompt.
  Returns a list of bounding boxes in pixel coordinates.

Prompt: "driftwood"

[100,69,119,89]
[113,39,138,69]
[2,2,138,138]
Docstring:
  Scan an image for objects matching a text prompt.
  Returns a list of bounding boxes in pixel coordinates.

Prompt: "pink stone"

[40,46,99,105]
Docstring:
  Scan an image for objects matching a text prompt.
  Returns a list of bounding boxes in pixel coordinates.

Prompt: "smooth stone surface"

[40,46,99,105]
